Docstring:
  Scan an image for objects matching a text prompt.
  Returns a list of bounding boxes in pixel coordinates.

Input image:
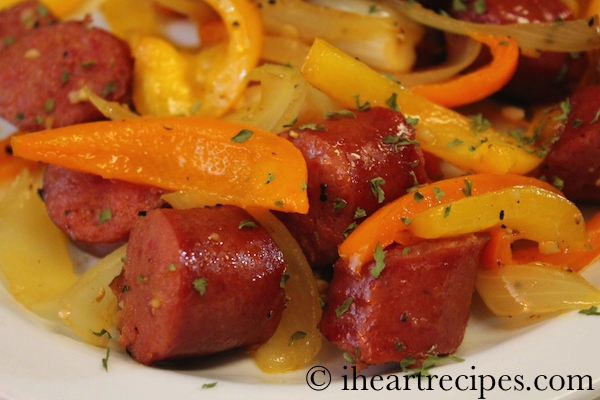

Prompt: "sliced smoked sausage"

[277,106,428,269]
[114,206,286,366]
[540,84,600,203]
[320,233,489,370]
[42,164,166,256]
[0,18,133,131]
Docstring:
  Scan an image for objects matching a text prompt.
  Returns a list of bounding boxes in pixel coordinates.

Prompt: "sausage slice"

[114,206,287,366]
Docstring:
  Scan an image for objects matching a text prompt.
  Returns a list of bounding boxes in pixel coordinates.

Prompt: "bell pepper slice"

[483,211,600,272]
[0,135,42,184]
[0,170,77,319]
[301,38,543,175]
[409,33,519,108]
[10,117,309,214]
[338,173,559,274]
[129,0,262,118]
[409,185,587,254]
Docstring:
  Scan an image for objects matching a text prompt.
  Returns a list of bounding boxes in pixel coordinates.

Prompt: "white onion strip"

[394,1,600,52]
[396,33,482,86]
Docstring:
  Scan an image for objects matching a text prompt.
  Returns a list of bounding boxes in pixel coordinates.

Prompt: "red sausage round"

[0,18,133,131]
[540,84,600,203]
[277,107,428,269]
[114,206,286,366]
[42,164,166,256]
[320,233,489,370]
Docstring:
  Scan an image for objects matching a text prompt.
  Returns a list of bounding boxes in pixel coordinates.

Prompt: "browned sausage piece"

[320,233,489,370]
[114,206,286,366]
[277,107,428,269]
[42,164,166,257]
[452,0,586,104]
[0,0,57,51]
[0,18,133,132]
[540,84,600,203]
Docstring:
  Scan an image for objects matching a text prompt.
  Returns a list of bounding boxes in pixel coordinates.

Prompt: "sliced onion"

[476,263,600,317]
[82,87,139,121]
[396,33,482,86]
[395,1,600,52]
[224,64,308,132]
[259,0,425,72]
[246,207,322,373]
[58,246,125,347]
[261,35,311,69]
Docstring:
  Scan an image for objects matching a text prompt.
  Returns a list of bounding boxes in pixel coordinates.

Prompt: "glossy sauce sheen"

[277,107,428,269]
[114,206,286,366]
[320,233,490,369]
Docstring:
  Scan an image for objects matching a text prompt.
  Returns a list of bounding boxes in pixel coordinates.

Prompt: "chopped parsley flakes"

[371,242,387,278]
[231,129,254,143]
[193,278,208,295]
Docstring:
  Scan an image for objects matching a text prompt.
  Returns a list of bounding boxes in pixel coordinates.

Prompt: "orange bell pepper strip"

[338,173,559,274]
[10,117,309,214]
[0,135,42,183]
[301,38,543,175]
[409,33,519,108]
[484,211,600,272]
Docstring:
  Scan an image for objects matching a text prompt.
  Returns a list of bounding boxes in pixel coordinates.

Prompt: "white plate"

[2,2,600,399]
[2,262,600,400]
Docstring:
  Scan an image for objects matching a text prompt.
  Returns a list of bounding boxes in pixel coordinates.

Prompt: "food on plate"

[42,164,166,256]
[111,206,286,365]
[539,84,600,202]
[276,106,427,269]
[0,0,56,51]
[450,0,588,104]
[321,233,489,369]
[0,3,133,132]
[1,0,600,380]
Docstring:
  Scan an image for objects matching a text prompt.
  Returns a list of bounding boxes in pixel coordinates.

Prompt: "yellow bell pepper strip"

[409,33,519,108]
[100,0,164,39]
[246,208,322,373]
[338,173,559,274]
[0,0,83,18]
[129,0,263,118]
[409,185,587,253]
[0,170,77,320]
[476,263,600,317]
[130,36,196,117]
[10,117,309,214]
[301,38,543,175]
